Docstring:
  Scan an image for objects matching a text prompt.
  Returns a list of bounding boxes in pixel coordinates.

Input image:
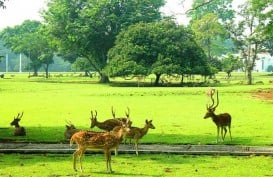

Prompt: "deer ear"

[145,119,148,124]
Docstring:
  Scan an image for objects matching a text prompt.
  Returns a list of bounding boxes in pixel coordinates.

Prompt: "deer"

[64,120,80,139]
[204,90,232,143]
[10,112,26,136]
[124,119,155,156]
[111,106,132,127]
[90,108,132,132]
[70,120,130,173]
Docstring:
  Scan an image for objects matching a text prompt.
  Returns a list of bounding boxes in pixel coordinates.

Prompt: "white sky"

[0,0,192,30]
[0,0,244,30]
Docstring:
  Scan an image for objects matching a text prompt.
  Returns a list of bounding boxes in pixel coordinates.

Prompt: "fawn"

[64,120,80,139]
[70,120,130,173]
[204,90,232,143]
[10,112,26,136]
[124,119,155,156]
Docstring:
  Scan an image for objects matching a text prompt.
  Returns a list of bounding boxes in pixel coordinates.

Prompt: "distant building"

[254,52,273,72]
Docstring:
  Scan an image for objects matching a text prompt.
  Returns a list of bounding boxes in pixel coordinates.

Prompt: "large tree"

[226,1,268,84]
[43,0,165,83]
[106,21,211,85]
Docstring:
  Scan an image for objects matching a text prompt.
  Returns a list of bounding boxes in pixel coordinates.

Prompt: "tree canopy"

[106,21,211,85]
[43,0,165,82]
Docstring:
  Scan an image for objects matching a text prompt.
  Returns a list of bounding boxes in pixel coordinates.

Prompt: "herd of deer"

[9,88,232,173]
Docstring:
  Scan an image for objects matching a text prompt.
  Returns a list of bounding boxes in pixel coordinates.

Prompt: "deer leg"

[72,150,78,171]
[228,126,232,141]
[216,126,220,143]
[104,150,112,173]
[222,127,227,141]
[78,148,86,172]
[114,147,118,156]
[134,139,139,156]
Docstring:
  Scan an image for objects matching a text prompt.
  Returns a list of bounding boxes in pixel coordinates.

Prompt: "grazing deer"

[70,120,130,173]
[10,112,26,136]
[204,90,232,143]
[64,120,80,139]
[124,119,155,156]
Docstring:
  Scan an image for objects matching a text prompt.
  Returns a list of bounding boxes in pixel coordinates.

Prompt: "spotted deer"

[70,120,130,173]
[124,119,155,156]
[204,90,232,143]
[10,112,26,136]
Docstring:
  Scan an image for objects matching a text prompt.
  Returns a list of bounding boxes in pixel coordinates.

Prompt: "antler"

[15,112,24,119]
[125,107,130,118]
[207,90,219,110]
[111,106,116,118]
[91,110,97,119]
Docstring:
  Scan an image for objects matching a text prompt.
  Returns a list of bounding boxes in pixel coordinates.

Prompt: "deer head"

[90,110,98,128]
[204,90,219,119]
[10,112,24,127]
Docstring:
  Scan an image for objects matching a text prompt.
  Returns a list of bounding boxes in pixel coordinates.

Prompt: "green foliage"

[0,21,55,76]
[191,13,227,60]
[106,21,211,85]
[43,0,165,82]
[221,53,243,77]
[188,0,234,22]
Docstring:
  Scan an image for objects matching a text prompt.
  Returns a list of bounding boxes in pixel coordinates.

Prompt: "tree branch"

[186,0,216,14]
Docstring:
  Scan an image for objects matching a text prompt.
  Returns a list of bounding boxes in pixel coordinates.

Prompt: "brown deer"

[111,106,132,127]
[124,119,155,156]
[70,120,130,173]
[64,120,80,139]
[204,90,232,143]
[90,110,122,132]
[10,112,26,136]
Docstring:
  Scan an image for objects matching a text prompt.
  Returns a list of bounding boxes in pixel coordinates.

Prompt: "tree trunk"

[154,73,161,86]
[247,67,252,85]
[99,73,110,83]
[45,64,49,78]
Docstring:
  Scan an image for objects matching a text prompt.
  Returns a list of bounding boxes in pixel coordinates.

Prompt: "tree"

[191,13,227,61]
[0,20,54,77]
[43,0,165,83]
[0,0,6,9]
[106,21,211,85]
[221,53,243,78]
[226,1,266,85]
[187,0,234,22]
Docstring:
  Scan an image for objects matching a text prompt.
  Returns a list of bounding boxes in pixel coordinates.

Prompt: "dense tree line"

[0,0,272,84]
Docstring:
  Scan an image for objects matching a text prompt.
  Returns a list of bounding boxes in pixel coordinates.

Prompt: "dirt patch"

[253,88,273,102]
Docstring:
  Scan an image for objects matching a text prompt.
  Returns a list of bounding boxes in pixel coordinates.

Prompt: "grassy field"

[0,153,273,177]
[0,72,272,145]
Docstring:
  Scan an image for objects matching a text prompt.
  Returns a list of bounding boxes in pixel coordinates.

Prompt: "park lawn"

[0,153,272,177]
[0,73,273,145]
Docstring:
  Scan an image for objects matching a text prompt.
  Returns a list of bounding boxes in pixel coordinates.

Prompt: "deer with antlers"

[64,120,80,139]
[124,119,155,156]
[90,108,132,132]
[204,90,232,143]
[10,112,26,136]
[70,119,130,173]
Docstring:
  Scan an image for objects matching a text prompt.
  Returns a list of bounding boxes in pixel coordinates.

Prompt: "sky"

[0,0,192,30]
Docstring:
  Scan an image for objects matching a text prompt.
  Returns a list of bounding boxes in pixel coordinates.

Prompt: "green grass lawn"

[0,72,273,145]
[0,153,272,177]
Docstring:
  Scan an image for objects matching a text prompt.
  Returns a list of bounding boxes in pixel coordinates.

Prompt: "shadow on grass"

[0,126,255,146]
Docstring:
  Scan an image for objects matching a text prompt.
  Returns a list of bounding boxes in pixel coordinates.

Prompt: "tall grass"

[0,73,272,145]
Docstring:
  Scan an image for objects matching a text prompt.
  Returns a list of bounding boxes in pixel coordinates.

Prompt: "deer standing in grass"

[10,112,26,136]
[70,119,130,173]
[125,119,155,156]
[204,90,232,143]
